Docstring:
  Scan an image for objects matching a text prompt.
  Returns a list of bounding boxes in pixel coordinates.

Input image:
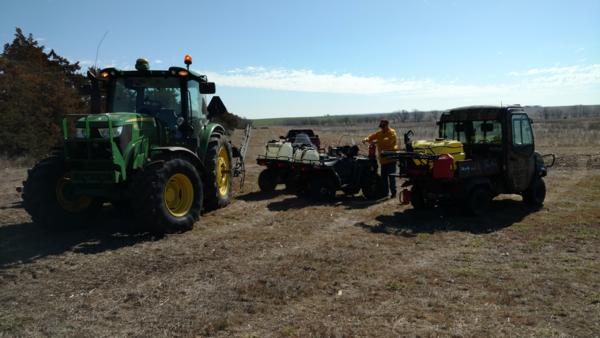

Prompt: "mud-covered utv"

[383,105,555,215]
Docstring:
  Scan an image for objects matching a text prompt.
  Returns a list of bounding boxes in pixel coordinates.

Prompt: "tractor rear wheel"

[22,153,102,229]
[258,168,278,192]
[204,135,233,211]
[523,177,546,208]
[131,159,203,233]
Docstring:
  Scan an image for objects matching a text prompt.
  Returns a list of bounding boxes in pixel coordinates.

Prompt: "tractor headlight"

[97,126,123,139]
[75,128,87,139]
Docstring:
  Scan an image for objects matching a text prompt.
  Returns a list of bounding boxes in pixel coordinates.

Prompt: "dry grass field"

[1,118,599,337]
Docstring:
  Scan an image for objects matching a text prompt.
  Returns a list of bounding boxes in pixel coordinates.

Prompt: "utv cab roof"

[440,105,524,122]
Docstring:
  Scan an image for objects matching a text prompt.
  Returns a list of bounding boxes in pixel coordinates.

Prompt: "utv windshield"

[440,120,502,144]
[111,77,182,118]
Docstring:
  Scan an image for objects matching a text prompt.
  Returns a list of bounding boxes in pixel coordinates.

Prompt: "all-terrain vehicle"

[22,56,249,232]
[383,105,555,215]
[257,133,384,201]
[256,131,319,192]
[296,139,384,201]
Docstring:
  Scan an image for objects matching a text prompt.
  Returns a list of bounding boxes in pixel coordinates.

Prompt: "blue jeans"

[381,162,397,196]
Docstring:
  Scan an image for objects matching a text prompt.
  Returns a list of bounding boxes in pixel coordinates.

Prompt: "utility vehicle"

[383,105,555,215]
[22,56,249,232]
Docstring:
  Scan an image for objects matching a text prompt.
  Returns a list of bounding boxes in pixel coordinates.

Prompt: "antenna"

[93,30,109,72]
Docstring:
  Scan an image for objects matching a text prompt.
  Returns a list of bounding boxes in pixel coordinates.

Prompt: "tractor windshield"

[111,77,183,120]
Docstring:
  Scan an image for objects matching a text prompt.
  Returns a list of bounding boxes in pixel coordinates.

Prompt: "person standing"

[362,120,399,198]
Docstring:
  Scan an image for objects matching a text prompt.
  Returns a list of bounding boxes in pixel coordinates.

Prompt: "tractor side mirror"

[207,96,228,119]
[200,82,216,94]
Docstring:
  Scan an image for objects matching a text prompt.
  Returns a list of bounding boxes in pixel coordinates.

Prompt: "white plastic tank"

[265,141,293,161]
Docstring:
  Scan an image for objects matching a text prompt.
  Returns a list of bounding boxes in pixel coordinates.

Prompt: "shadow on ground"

[354,199,537,235]
[236,189,287,202]
[0,206,162,268]
[266,193,387,211]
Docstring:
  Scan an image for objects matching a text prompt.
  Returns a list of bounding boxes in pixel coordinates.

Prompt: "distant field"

[251,104,600,127]
[1,116,599,337]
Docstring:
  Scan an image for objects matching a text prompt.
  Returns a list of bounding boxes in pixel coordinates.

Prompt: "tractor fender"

[150,146,206,174]
[198,123,226,162]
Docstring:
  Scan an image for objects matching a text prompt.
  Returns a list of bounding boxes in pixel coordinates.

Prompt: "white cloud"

[203,67,505,98]
[154,59,163,64]
[508,64,600,87]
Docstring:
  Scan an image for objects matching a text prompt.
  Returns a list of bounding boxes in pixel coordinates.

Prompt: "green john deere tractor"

[22,56,249,232]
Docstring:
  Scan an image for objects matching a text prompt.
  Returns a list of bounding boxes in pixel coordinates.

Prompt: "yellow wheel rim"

[55,177,92,213]
[164,173,194,217]
[216,146,231,197]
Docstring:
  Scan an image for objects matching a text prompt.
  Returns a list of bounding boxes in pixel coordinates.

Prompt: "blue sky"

[2,0,599,119]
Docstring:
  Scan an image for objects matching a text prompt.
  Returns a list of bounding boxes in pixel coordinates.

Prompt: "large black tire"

[465,186,492,216]
[131,159,203,233]
[309,175,337,201]
[258,168,278,192]
[523,177,546,208]
[410,185,431,210]
[361,173,385,200]
[204,135,233,211]
[22,153,102,229]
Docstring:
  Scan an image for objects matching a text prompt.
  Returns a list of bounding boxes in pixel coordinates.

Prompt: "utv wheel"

[466,187,492,216]
[258,168,278,192]
[204,135,233,211]
[523,178,546,208]
[22,153,102,229]
[361,173,385,200]
[410,185,431,210]
[310,176,337,201]
[131,159,203,233]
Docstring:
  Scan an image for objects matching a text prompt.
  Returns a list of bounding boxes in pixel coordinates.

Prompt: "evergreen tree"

[0,28,87,158]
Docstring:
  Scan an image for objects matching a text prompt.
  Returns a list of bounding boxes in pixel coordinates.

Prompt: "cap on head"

[379,119,389,128]
[135,58,150,71]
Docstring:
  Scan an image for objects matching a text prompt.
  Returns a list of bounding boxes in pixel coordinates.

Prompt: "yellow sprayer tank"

[412,139,465,169]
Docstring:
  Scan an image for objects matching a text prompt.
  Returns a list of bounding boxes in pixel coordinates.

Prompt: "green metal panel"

[197,122,225,161]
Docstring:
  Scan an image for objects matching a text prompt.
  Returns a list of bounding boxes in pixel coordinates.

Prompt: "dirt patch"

[1,126,599,337]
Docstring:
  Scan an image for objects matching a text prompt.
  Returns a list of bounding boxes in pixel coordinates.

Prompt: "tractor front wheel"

[131,159,203,233]
[204,135,233,211]
[22,153,102,229]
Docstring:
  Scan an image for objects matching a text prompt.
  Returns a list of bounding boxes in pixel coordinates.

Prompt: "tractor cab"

[91,57,221,146]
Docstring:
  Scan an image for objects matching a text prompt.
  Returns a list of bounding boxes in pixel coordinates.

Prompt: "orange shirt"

[365,128,399,164]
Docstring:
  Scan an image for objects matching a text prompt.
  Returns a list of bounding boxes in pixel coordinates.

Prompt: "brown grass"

[1,117,599,337]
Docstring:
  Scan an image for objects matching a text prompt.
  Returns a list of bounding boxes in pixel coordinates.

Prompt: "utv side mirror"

[200,82,216,94]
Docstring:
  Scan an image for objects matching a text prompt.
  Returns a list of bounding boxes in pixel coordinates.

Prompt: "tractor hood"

[75,112,147,127]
